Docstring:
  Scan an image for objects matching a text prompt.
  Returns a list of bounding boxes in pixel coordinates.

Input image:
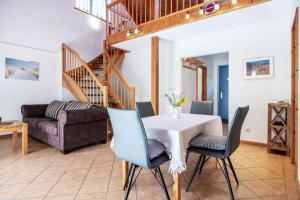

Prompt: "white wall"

[119,39,177,114]
[0,0,105,61]
[0,43,61,120]
[182,67,196,113]
[176,19,291,143]
[0,0,105,120]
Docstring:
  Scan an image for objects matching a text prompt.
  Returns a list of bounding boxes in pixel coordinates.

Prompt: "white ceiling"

[114,0,296,51]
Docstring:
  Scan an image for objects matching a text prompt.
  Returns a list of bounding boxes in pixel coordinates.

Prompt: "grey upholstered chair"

[190,101,214,115]
[108,108,170,200]
[185,106,249,200]
[136,101,155,118]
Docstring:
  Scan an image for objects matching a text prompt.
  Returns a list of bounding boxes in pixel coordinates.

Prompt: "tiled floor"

[0,136,299,200]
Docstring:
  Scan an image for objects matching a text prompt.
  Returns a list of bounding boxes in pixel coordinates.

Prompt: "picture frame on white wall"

[243,56,274,79]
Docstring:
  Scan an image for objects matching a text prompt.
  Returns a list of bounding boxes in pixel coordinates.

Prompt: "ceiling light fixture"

[185,12,190,20]
[126,28,141,37]
[199,7,204,15]
[215,1,220,10]
[232,0,238,4]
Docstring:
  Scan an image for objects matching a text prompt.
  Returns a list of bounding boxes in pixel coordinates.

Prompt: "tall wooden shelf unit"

[268,103,290,155]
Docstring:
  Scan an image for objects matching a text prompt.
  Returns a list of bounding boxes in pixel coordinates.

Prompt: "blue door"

[218,65,229,120]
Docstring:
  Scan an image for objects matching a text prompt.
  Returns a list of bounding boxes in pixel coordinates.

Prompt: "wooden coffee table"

[0,121,28,156]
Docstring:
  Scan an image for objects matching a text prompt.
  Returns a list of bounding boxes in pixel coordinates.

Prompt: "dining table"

[120,113,223,200]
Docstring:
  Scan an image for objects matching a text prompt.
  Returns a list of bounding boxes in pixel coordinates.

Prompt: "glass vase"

[172,106,181,119]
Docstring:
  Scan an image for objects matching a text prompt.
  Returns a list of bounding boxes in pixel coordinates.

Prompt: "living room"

[0,0,300,199]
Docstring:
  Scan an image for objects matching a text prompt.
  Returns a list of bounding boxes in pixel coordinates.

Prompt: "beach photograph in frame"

[244,57,273,79]
[5,57,39,81]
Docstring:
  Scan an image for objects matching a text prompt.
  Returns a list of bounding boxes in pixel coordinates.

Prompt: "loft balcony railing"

[106,0,239,36]
[75,0,106,20]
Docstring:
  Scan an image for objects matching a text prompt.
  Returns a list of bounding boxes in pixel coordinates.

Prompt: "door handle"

[220,92,223,99]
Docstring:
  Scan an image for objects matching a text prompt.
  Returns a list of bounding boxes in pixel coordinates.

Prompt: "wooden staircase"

[62,43,135,109]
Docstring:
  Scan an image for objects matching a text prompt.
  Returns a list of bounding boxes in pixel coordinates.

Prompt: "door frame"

[218,65,229,120]
[291,8,299,166]
[182,57,207,101]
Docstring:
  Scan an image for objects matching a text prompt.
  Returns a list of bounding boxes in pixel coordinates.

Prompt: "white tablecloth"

[142,113,223,174]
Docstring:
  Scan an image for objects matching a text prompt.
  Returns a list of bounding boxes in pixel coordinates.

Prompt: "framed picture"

[5,57,39,81]
[244,56,274,79]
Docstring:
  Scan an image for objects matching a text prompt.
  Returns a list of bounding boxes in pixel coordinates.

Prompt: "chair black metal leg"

[123,164,134,191]
[227,157,239,185]
[157,166,170,200]
[124,165,137,200]
[221,159,234,200]
[198,155,206,175]
[186,150,191,163]
[186,155,203,192]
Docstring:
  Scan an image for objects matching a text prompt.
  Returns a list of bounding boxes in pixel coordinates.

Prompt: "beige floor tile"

[75,192,106,200]
[180,188,200,200]
[48,180,83,196]
[215,182,258,199]
[242,180,284,197]
[136,185,170,200]
[85,166,112,180]
[5,171,41,184]
[69,158,94,169]
[108,177,123,192]
[286,187,300,200]
[261,195,287,200]
[61,168,89,181]
[78,178,110,194]
[264,179,286,194]
[16,181,57,198]
[192,183,229,200]
[44,194,76,200]
[0,137,299,200]
[110,165,123,178]
[106,190,137,200]
[248,168,282,179]
[231,168,259,181]
[232,158,262,168]
[0,183,27,199]
[92,160,114,168]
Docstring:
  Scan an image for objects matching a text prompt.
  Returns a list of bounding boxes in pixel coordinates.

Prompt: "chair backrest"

[108,108,150,168]
[225,106,249,157]
[136,101,155,118]
[190,101,214,115]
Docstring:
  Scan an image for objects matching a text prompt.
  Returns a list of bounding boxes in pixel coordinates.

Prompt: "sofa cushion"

[23,118,51,129]
[64,101,96,110]
[37,120,58,136]
[45,101,67,120]
[189,133,227,150]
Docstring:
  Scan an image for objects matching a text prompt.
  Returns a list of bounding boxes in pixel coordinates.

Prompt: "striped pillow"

[64,101,94,110]
[45,101,67,120]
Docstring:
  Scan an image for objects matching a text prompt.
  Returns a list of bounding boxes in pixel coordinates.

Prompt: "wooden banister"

[105,50,133,91]
[62,43,108,107]
[104,45,135,109]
